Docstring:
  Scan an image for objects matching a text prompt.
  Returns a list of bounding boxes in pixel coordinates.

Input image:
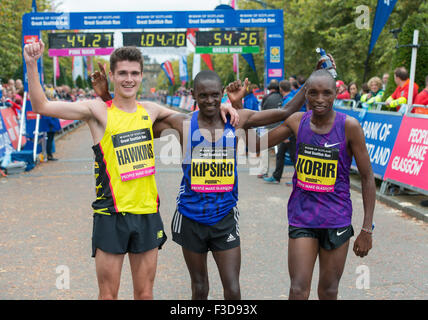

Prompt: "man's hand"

[91,62,111,101]
[226,78,249,110]
[23,40,45,65]
[219,104,239,127]
[353,231,372,258]
[316,53,336,71]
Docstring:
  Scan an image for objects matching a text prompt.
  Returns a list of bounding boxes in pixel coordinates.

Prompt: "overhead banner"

[368,0,398,55]
[23,10,283,31]
[383,115,428,193]
[23,9,283,96]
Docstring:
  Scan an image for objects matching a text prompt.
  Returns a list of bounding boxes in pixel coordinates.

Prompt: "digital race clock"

[122,32,187,47]
[48,32,114,49]
[196,31,259,47]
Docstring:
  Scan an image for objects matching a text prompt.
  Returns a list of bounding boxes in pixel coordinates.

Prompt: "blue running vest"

[176,111,238,225]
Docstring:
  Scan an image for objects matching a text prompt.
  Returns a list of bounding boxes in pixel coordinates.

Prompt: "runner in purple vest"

[254,69,375,300]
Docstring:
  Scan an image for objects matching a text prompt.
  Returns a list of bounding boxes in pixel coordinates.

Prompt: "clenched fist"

[23,40,45,65]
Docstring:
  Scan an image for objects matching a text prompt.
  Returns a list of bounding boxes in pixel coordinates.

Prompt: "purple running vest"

[288,111,353,228]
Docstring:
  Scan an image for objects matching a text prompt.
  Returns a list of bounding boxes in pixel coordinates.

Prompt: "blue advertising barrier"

[334,103,403,179]
[172,96,181,107]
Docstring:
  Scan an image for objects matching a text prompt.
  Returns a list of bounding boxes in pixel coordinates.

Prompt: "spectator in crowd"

[243,83,260,111]
[263,79,296,185]
[15,79,23,91]
[412,75,428,114]
[14,79,24,106]
[42,89,61,161]
[382,73,389,90]
[261,79,282,112]
[60,85,74,101]
[258,79,283,178]
[360,76,384,110]
[290,80,300,95]
[336,80,350,100]
[348,82,361,103]
[279,80,293,106]
[385,67,419,112]
[7,79,15,90]
[361,83,370,95]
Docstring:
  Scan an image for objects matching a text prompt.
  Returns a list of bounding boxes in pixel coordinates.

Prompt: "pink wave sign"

[48,48,114,57]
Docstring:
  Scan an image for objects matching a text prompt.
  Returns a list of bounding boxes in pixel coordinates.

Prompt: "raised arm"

[345,117,375,258]
[91,61,112,102]
[240,85,307,130]
[226,76,306,130]
[24,40,97,121]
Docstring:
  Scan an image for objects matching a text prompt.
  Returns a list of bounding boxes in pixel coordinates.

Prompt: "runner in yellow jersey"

[23,41,238,300]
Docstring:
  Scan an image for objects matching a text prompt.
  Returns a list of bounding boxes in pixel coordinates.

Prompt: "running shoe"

[263,176,280,184]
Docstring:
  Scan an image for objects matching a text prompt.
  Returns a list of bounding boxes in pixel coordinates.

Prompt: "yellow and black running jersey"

[92,101,159,215]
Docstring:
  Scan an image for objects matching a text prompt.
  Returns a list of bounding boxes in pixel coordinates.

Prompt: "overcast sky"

[54,0,231,12]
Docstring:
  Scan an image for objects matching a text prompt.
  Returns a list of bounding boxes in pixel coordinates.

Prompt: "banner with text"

[383,115,428,192]
[334,107,402,179]
[0,108,22,150]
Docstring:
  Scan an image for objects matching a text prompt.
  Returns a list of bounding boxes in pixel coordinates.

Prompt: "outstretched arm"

[91,64,238,126]
[248,112,301,153]
[239,85,307,130]
[24,40,96,121]
[346,117,375,258]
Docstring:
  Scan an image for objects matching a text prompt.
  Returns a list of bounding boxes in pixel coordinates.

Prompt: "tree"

[0,0,54,83]
[237,0,426,88]
[384,3,428,99]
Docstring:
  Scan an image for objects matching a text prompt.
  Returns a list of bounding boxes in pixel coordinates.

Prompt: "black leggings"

[46,131,55,156]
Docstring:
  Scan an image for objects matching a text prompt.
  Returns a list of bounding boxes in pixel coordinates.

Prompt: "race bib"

[191,146,235,193]
[112,128,155,181]
[295,143,338,192]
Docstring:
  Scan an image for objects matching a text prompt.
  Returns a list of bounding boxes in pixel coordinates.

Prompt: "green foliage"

[2,0,426,95]
[236,0,427,91]
[0,0,54,83]
[75,75,84,90]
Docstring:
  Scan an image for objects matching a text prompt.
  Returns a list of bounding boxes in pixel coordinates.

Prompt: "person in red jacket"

[385,67,419,112]
[336,80,350,100]
[414,76,428,104]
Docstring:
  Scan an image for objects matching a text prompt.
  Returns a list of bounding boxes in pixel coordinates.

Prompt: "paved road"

[0,124,427,300]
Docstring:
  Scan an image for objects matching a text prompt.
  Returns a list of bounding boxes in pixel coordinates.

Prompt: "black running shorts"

[288,225,354,250]
[91,212,167,257]
[171,207,240,253]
